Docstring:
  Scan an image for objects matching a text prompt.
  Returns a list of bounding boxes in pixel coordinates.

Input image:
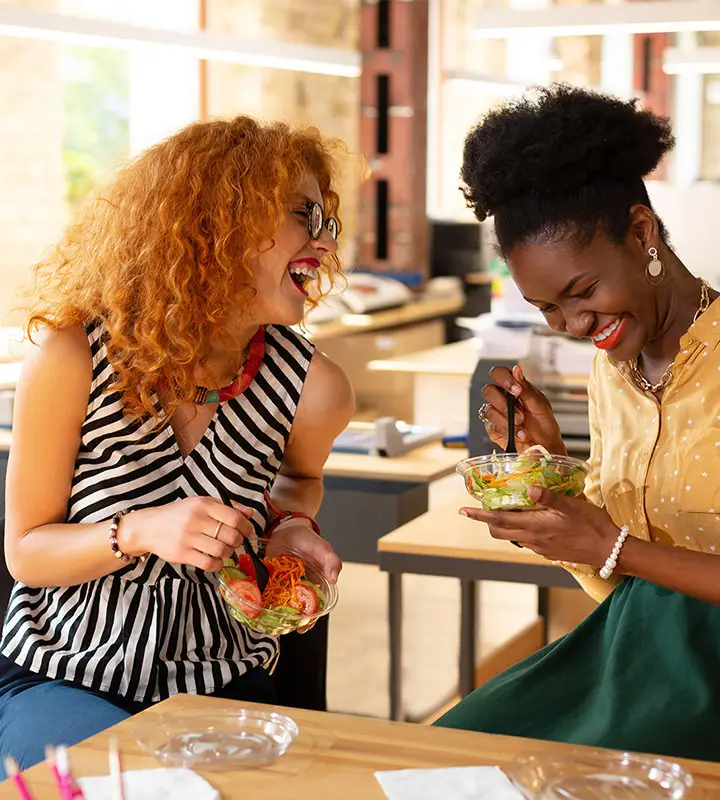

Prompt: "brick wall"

[0,0,65,325]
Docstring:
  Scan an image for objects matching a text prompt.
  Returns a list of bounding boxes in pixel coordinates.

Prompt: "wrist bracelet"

[265,511,322,539]
[109,510,147,564]
[599,525,630,580]
[263,490,322,539]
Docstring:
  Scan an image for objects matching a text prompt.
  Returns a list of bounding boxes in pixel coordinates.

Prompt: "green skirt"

[434,578,720,761]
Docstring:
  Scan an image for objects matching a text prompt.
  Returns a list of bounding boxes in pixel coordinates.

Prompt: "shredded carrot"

[482,465,537,487]
[261,554,307,608]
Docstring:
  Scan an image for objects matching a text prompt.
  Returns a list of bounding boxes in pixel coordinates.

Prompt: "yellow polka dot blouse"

[564,297,720,602]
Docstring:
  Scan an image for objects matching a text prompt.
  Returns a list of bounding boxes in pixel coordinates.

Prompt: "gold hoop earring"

[645,246,664,285]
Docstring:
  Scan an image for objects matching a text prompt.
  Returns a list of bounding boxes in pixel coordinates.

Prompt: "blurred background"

[3,0,720,325]
[2,0,720,722]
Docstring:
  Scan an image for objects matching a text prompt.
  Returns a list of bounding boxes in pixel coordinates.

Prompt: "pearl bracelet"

[598,525,630,580]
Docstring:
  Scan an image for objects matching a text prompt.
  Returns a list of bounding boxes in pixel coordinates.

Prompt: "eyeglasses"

[295,201,339,241]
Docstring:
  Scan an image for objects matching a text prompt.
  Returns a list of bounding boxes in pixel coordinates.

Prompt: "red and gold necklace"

[193,326,265,405]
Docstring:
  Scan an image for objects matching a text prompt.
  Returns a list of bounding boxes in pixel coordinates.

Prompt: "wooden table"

[318,443,466,566]
[377,494,578,721]
[3,694,719,799]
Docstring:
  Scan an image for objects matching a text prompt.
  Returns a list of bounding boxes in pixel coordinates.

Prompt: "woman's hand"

[269,520,342,585]
[459,486,619,566]
[268,520,342,634]
[480,364,566,455]
[121,497,255,572]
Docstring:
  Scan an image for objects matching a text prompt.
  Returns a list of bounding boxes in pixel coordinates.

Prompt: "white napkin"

[375,766,524,800]
[78,767,220,800]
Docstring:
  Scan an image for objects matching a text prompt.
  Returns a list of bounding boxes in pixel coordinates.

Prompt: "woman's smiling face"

[506,210,661,362]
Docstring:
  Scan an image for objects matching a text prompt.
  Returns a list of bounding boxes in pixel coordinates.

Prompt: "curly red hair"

[27,116,345,420]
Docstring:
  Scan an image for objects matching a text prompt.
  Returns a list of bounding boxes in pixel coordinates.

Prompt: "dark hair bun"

[461,83,675,221]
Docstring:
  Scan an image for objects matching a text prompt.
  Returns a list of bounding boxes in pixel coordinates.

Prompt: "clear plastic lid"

[136,709,299,770]
[509,750,693,800]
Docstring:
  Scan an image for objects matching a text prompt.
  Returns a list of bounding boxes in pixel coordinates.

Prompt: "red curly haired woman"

[0,117,354,772]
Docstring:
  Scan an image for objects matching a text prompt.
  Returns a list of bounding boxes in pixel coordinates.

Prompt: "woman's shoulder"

[16,324,93,417]
[25,324,92,371]
[300,348,354,420]
[264,324,315,360]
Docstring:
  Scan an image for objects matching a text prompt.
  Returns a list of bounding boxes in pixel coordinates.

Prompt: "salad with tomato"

[218,550,330,636]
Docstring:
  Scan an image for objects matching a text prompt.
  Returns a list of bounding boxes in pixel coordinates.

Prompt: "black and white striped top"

[1,321,315,703]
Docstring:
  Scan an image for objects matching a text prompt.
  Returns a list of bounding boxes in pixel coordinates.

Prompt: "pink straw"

[108,738,125,800]
[54,747,84,800]
[46,746,72,800]
[3,756,35,800]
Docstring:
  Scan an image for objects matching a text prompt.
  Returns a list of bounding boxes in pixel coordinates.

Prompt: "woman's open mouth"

[288,259,319,297]
[592,315,625,350]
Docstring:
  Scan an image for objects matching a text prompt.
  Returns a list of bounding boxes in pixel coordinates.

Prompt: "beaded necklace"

[193,326,265,405]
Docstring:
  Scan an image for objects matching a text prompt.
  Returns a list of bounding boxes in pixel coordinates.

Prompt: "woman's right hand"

[120,497,255,572]
[480,364,566,455]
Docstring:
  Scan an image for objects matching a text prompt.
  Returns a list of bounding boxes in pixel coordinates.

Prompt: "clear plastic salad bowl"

[217,543,338,636]
[508,749,693,799]
[457,448,590,511]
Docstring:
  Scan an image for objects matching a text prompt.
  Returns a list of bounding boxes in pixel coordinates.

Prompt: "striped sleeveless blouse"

[1,321,315,703]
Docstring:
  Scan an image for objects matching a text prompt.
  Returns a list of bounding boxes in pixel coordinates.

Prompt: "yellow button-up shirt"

[566,296,720,601]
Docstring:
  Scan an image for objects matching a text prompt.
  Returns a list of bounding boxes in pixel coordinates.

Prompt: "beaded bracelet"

[598,525,630,580]
[108,510,147,564]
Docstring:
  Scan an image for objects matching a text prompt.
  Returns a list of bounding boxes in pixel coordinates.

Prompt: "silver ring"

[478,403,492,423]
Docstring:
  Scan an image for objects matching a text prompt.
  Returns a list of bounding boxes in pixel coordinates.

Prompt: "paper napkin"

[78,767,220,800]
[375,765,524,800]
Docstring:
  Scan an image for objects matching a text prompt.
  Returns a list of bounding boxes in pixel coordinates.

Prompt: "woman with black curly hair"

[435,84,720,761]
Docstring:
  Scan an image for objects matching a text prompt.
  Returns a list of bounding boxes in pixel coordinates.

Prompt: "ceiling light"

[663,46,720,75]
[472,0,720,38]
[0,4,361,77]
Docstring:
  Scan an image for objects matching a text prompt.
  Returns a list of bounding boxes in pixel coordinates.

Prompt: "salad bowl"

[217,543,338,636]
[457,447,589,511]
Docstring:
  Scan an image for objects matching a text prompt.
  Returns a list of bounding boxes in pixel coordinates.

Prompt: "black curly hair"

[461,84,675,257]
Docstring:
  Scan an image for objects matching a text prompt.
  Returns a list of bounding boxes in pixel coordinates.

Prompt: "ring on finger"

[213,520,223,539]
[478,403,492,423]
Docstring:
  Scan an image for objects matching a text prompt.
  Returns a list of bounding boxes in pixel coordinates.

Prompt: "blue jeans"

[0,655,276,778]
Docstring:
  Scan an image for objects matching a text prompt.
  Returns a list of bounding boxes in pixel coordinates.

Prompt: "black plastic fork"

[505,392,523,548]
[216,485,270,593]
[505,392,517,455]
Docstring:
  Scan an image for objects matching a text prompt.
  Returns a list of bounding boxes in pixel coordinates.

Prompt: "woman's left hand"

[267,520,341,635]
[460,486,620,566]
[269,520,342,584]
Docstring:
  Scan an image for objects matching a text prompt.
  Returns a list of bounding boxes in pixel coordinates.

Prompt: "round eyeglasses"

[301,201,339,241]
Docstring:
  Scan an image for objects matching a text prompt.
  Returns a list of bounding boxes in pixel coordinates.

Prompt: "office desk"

[368,339,478,436]
[377,495,578,721]
[305,296,464,342]
[319,444,465,565]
